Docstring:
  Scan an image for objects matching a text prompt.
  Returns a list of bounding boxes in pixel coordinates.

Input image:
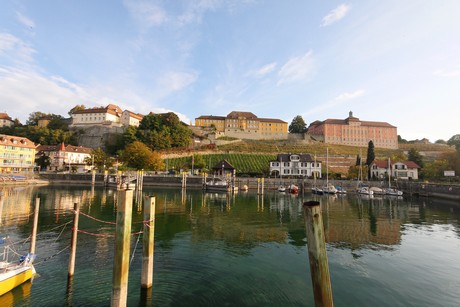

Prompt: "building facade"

[308,111,398,149]
[0,134,36,173]
[269,153,322,178]
[370,159,420,180]
[195,111,287,140]
[36,143,92,173]
[70,104,143,128]
[0,113,14,128]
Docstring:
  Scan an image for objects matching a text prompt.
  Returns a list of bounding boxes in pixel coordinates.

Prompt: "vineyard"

[165,153,276,176]
[162,139,454,176]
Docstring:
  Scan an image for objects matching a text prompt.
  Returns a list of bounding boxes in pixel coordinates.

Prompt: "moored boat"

[289,184,299,194]
[0,245,36,296]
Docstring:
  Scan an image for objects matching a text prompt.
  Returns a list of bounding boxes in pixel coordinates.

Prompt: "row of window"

[271,162,321,168]
[1,160,33,165]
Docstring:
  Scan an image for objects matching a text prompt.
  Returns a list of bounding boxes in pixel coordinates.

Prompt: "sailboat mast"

[326,148,329,186]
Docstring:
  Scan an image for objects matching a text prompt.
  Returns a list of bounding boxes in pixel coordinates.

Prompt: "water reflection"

[0,185,459,306]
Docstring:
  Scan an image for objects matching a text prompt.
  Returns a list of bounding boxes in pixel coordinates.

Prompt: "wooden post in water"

[92,169,96,185]
[29,197,40,254]
[257,178,261,195]
[141,196,156,288]
[68,202,79,278]
[303,201,333,307]
[261,178,265,195]
[111,189,133,307]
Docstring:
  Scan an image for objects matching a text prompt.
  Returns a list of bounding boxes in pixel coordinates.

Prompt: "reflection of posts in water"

[68,202,79,278]
[303,201,333,307]
[91,169,96,185]
[30,197,40,254]
[111,189,133,307]
[142,196,155,289]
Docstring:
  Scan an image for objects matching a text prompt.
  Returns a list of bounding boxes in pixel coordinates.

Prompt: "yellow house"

[0,134,36,174]
[195,111,288,140]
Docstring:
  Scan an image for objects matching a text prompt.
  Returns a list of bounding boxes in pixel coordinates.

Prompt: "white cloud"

[0,32,35,63]
[433,65,460,77]
[335,89,365,100]
[16,12,35,29]
[277,51,315,85]
[321,4,350,27]
[247,62,277,78]
[123,0,168,28]
[158,71,198,92]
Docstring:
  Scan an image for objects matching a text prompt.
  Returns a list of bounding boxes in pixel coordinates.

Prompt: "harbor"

[1,184,459,306]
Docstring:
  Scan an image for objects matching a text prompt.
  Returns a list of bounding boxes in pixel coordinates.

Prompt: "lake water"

[1,185,459,306]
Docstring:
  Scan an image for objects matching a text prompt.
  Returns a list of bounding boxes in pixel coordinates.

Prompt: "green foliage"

[447,134,460,150]
[136,112,192,150]
[36,153,51,170]
[288,115,307,133]
[365,141,375,165]
[217,136,238,141]
[166,153,275,176]
[68,104,86,116]
[408,148,424,167]
[120,141,164,171]
[26,111,48,126]
[421,159,449,179]
[90,148,113,170]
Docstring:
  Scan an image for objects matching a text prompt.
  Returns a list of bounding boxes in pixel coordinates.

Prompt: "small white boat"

[370,186,384,195]
[357,186,374,195]
[205,178,231,192]
[312,187,324,195]
[384,187,403,196]
[322,183,337,194]
[278,185,286,192]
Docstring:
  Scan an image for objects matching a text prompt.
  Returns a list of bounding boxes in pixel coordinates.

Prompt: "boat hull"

[0,265,35,296]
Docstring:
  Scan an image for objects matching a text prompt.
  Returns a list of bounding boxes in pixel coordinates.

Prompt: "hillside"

[162,139,455,176]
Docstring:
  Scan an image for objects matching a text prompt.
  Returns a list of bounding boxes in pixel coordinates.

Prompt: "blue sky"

[1,1,459,142]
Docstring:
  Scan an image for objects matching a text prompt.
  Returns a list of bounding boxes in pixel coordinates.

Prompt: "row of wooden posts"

[29,191,332,306]
[67,189,155,307]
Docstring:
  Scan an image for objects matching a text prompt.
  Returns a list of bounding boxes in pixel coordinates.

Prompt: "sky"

[1,1,459,142]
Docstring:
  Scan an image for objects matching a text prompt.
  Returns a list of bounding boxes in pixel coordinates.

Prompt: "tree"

[26,112,47,126]
[137,112,192,150]
[408,148,424,167]
[90,148,112,171]
[355,154,361,166]
[435,139,447,145]
[398,135,408,144]
[288,115,307,133]
[36,153,51,171]
[68,104,86,116]
[447,134,460,150]
[365,141,375,166]
[120,141,164,170]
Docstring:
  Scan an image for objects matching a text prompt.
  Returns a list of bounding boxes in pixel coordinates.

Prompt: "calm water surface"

[0,185,459,306]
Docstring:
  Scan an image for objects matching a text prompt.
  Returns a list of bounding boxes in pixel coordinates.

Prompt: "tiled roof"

[37,144,92,154]
[259,118,287,123]
[0,113,12,121]
[0,134,36,149]
[72,104,122,116]
[123,110,144,120]
[323,118,396,128]
[212,159,235,170]
[372,159,421,169]
[227,111,258,119]
[196,115,226,120]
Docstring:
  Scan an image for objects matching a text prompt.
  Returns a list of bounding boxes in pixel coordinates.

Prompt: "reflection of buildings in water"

[324,197,403,247]
[0,187,33,226]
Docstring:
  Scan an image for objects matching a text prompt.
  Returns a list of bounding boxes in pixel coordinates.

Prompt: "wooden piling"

[303,201,333,307]
[91,169,96,185]
[261,177,265,195]
[68,202,79,278]
[111,189,133,307]
[257,178,260,195]
[29,197,40,255]
[141,196,156,288]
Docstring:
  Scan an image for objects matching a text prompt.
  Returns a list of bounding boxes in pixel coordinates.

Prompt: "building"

[36,143,92,173]
[0,134,36,173]
[0,113,14,128]
[308,111,398,149]
[269,153,322,178]
[370,159,420,180]
[195,111,288,140]
[70,104,143,127]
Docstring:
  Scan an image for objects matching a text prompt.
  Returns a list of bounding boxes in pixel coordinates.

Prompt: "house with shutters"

[269,153,322,178]
[370,159,420,180]
[36,143,92,173]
